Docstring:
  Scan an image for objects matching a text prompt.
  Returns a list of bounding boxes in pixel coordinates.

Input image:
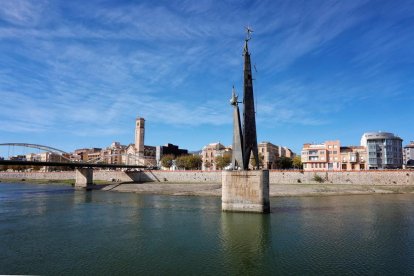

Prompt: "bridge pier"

[75,168,93,189]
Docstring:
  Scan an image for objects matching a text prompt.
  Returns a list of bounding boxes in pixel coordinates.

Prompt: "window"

[333,151,337,154]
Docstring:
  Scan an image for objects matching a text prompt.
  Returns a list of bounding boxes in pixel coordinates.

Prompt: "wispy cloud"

[1,0,413,151]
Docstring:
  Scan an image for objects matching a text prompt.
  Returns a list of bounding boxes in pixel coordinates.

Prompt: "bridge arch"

[0,143,71,161]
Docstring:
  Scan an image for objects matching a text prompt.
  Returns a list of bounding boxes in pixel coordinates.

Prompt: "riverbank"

[2,169,414,197]
[99,182,414,197]
[1,170,414,186]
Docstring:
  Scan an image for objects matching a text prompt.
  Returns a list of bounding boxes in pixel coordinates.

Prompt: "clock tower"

[135,117,145,155]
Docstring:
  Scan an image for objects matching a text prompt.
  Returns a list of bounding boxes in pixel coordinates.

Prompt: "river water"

[1,182,414,275]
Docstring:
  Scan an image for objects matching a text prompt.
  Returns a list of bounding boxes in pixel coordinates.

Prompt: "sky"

[0,0,413,157]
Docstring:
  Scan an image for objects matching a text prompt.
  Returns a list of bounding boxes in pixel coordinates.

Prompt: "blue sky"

[1,0,413,156]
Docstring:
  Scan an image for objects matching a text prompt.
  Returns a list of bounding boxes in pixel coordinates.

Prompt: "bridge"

[0,143,151,189]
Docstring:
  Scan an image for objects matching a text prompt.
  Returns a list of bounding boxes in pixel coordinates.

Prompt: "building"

[301,140,341,171]
[279,146,295,158]
[340,146,367,171]
[403,141,414,169]
[201,142,232,170]
[102,142,126,165]
[258,142,279,169]
[361,132,403,169]
[73,148,102,162]
[116,117,156,167]
[156,143,188,167]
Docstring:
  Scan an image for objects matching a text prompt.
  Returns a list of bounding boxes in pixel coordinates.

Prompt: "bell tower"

[135,117,145,155]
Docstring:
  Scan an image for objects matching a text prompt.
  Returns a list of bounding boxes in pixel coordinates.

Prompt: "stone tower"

[135,117,145,156]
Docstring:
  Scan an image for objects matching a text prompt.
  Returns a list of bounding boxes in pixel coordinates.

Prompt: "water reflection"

[2,183,414,275]
[220,212,275,274]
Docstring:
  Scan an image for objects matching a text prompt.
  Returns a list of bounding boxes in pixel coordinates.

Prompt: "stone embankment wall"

[0,170,413,185]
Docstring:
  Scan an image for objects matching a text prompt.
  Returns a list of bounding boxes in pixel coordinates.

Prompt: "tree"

[250,153,264,169]
[292,156,303,169]
[175,155,202,170]
[276,156,293,169]
[204,160,212,170]
[215,154,231,170]
[161,154,174,169]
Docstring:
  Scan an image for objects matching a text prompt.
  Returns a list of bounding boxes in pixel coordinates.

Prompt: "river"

[1,182,414,275]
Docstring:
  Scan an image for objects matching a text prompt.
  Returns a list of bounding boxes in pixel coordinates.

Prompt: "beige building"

[101,142,126,165]
[258,142,279,169]
[201,142,232,170]
[282,146,295,158]
[340,146,367,170]
[73,148,102,162]
[83,117,156,167]
[302,140,367,171]
[301,141,341,171]
[25,152,64,162]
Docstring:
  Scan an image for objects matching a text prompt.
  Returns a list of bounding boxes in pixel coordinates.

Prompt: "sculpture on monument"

[231,27,260,170]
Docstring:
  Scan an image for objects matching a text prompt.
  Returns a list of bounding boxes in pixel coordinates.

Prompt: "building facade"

[302,140,369,172]
[403,141,414,169]
[258,142,279,169]
[156,143,188,167]
[340,146,367,171]
[301,141,342,171]
[201,143,232,170]
[361,132,403,169]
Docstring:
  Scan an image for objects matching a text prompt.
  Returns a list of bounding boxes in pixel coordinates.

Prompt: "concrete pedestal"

[222,170,270,213]
[75,168,93,189]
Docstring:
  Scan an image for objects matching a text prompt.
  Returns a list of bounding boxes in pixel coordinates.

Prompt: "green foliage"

[312,174,324,183]
[276,157,293,169]
[215,154,231,170]
[175,154,202,170]
[161,154,174,168]
[250,153,264,169]
[292,156,303,169]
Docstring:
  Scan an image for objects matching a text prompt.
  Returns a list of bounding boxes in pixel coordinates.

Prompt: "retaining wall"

[1,170,413,186]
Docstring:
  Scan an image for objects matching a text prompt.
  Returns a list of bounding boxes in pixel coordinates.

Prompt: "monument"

[222,28,270,213]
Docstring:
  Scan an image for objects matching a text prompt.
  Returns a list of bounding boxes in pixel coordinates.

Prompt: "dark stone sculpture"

[231,28,259,170]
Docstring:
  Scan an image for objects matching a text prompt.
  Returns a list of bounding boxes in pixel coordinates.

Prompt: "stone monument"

[222,28,270,213]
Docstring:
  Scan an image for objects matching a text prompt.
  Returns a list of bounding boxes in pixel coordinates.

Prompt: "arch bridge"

[0,143,71,161]
[0,143,153,189]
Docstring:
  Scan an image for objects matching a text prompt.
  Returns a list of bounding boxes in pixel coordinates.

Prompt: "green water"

[1,182,414,275]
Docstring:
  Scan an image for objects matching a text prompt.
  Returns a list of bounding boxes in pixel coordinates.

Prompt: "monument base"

[222,170,270,213]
